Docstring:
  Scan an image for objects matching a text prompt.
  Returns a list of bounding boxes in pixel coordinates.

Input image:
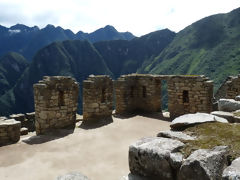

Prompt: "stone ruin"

[167,75,213,118]
[83,75,113,121]
[0,118,21,145]
[33,76,79,135]
[1,73,236,144]
[115,74,162,114]
[10,112,35,133]
[215,74,240,100]
[82,74,214,118]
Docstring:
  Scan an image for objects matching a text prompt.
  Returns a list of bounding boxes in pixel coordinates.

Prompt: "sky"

[0,0,239,36]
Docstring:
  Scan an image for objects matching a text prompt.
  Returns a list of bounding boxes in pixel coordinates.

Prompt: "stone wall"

[34,76,79,135]
[215,74,240,100]
[10,112,35,132]
[83,75,113,120]
[168,75,213,118]
[0,119,21,145]
[115,74,162,114]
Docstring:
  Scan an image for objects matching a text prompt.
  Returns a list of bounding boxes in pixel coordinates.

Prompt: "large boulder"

[157,130,196,141]
[222,157,240,180]
[170,113,228,130]
[218,99,240,112]
[129,137,184,180]
[178,146,229,180]
[56,172,90,180]
[211,111,235,123]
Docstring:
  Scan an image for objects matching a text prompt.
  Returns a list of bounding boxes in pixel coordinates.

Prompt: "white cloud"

[0,0,239,36]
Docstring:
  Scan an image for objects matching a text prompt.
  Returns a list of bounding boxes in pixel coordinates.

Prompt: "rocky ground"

[0,113,170,180]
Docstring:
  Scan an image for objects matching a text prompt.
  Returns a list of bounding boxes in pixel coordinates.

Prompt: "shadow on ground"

[22,129,74,145]
[113,112,171,122]
[78,117,113,130]
[121,173,159,180]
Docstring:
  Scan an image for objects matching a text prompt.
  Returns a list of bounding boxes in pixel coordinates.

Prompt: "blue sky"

[0,0,239,36]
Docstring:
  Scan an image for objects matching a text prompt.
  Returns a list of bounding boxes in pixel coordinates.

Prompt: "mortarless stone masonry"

[0,119,21,145]
[34,76,79,135]
[168,75,213,118]
[115,74,162,114]
[215,74,240,100]
[83,75,113,120]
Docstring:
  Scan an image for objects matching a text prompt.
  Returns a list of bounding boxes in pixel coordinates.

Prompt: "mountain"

[1,7,240,115]
[81,25,134,42]
[0,40,113,115]
[0,24,135,60]
[0,52,29,96]
[0,29,175,115]
[94,29,176,78]
[142,7,240,89]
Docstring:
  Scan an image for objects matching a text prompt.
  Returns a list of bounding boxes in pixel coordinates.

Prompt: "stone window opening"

[130,86,135,98]
[142,86,147,98]
[58,90,65,106]
[101,88,106,103]
[183,90,189,103]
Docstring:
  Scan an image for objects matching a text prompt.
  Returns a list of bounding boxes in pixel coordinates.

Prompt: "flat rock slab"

[222,157,240,180]
[56,172,90,180]
[170,113,228,130]
[129,137,184,180]
[218,99,240,112]
[211,111,235,123]
[178,146,228,180]
[157,130,196,141]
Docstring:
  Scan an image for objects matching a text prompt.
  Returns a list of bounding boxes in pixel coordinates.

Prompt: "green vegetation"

[0,40,113,115]
[0,52,29,96]
[181,122,240,161]
[142,7,240,91]
[233,111,240,117]
[94,29,176,78]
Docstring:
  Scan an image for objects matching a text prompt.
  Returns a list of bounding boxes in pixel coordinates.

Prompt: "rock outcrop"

[157,130,196,141]
[222,157,240,179]
[178,146,229,180]
[218,99,240,112]
[129,137,184,180]
[170,113,227,130]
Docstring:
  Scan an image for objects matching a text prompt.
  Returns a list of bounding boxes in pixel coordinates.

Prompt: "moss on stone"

[181,122,240,161]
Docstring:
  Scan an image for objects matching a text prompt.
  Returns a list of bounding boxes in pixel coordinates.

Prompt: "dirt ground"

[0,114,170,180]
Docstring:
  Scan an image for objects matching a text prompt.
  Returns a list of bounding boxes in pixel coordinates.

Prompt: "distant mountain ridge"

[0,29,175,115]
[1,7,240,116]
[0,24,135,60]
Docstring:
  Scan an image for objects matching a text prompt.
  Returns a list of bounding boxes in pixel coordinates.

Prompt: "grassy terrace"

[181,122,240,161]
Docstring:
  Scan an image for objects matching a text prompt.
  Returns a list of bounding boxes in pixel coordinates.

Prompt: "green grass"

[181,122,240,161]
[233,111,240,117]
